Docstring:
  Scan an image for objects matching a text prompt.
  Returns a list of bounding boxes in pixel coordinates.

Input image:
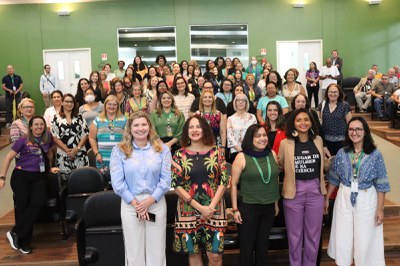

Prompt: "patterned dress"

[51,114,89,174]
[172,146,228,254]
[201,112,222,146]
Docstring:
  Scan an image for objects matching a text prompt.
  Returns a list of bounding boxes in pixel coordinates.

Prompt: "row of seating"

[74,186,321,265]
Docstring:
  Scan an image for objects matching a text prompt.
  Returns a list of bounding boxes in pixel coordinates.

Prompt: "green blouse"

[150,109,185,141]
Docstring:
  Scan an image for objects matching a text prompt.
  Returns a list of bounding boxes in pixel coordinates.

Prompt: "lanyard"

[252,156,271,184]
[350,150,364,180]
[164,110,173,125]
[133,97,142,110]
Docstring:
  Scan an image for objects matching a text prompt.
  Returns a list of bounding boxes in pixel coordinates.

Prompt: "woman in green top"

[231,124,280,266]
[150,91,185,154]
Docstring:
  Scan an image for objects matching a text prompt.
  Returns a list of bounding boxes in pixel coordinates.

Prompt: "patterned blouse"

[201,111,222,145]
[328,148,390,195]
[318,101,351,142]
[125,96,148,116]
[227,112,257,153]
[51,114,89,173]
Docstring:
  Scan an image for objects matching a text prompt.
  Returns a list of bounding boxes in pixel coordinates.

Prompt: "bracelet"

[186,196,193,205]
[95,153,101,157]
[232,208,239,213]
[0,176,6,181]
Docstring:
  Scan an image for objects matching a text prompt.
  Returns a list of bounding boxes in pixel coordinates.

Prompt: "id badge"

[110,134,115,141]
[39,162,46,173]
[12,86,16,91]
[166,125,173,137]
[351,180,358,193]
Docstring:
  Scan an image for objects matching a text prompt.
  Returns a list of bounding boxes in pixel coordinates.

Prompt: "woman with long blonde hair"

[196,90,227,148]
[110,111,171,266]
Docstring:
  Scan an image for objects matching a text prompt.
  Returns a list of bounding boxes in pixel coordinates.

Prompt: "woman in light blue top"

[325,117,390,266]
[110,111,171,266]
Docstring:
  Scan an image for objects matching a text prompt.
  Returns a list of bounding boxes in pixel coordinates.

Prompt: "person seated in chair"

[370,74,396,121]
[353,69,378,113]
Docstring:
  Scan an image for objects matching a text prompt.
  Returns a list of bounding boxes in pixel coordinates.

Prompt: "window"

[190,24,249,68]
[118,26,177,66]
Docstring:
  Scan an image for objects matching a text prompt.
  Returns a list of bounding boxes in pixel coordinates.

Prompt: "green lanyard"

[252,156,271,184]
[350,150,364,179]
[164,111,173,125]
[133,97,142,110]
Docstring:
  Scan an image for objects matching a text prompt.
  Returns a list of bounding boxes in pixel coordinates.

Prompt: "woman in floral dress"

[172,115,228,266]
[52,93,89,174]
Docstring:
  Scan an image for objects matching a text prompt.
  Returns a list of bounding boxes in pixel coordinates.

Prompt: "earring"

[292,130,298,137]
[310,128,315,136]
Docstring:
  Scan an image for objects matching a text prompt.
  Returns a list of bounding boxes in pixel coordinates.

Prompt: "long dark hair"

[344,116,376,154]
[75,78,91,106]
[172,77,189,96]
[133,56,146,71]
[286,108,319,141]
[59,93,79,118]
[265,101,286,130]
[266,71,282,91]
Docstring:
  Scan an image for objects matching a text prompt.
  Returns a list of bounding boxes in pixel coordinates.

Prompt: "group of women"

[0,55,390,266]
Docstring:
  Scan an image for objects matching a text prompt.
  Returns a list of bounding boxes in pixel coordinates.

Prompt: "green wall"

[0,0,399,115]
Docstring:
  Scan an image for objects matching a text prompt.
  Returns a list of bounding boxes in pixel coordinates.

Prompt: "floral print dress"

[201,112,222,146]
[51,114,89,174]
[172,146,228,254]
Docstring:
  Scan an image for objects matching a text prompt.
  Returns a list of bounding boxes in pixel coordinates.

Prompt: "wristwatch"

[0,176,6,181]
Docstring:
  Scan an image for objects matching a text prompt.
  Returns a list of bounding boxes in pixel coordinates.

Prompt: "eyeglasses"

[348,128,364,133]
[22,106,34,109]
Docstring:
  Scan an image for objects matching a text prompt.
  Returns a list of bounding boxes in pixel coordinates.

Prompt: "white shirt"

[319,65,339,89]
[40,73,58,94]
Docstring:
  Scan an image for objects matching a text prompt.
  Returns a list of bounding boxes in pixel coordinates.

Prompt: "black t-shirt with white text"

[294,140,321,180]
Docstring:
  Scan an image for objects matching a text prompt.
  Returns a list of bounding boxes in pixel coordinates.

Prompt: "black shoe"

[19,245,32,254]
[362,108,368,113]
[6,231,19,250]
[379,117,386,121]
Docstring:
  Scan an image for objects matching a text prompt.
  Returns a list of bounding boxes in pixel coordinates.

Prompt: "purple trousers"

[283,178,324,266]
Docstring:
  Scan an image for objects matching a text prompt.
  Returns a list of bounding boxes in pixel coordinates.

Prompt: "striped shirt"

[93,115,127,168]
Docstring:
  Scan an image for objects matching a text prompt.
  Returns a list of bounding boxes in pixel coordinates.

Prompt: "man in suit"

[331,50,343,85]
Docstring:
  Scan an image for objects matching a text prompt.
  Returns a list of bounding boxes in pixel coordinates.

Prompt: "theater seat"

[64,167,105,238]
[77,191,124,266]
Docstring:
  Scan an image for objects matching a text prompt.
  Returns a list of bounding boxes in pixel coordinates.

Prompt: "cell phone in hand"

[137,212,156,222]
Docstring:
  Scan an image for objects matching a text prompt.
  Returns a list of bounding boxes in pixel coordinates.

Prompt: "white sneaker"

[5,123,11,129]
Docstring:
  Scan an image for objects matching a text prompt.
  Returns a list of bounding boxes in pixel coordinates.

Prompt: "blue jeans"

[374,97,394,118]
